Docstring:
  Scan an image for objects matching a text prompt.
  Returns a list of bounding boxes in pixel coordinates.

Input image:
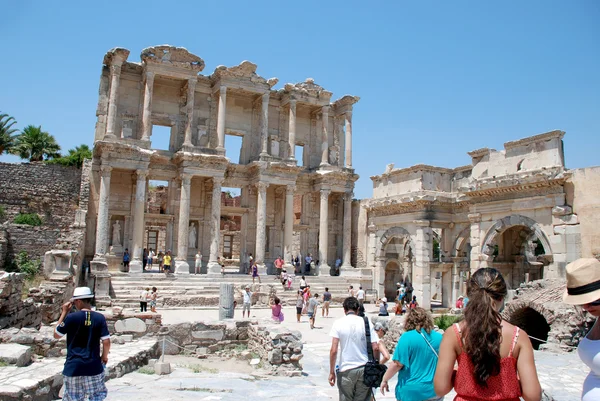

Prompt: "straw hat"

[71,287,94,300]
[381,297,387,303]
[563,258,600,305]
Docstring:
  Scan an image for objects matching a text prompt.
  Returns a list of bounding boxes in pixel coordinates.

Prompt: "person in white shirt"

[147,249,155,270]
[329,297,380,400]
[139,287,149,312]
[356,286,365,307]
[194,252,202,275]
[242,285,253,318]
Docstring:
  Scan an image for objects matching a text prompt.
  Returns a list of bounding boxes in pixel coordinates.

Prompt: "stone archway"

[481,214,553,258]
[384,260,403,301]
[503,301,553,350]
[378,227,413,259]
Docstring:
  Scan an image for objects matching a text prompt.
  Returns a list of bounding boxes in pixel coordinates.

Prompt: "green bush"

[0,205,5,220]
[6,251,41,280]
[13,213,42,226]
[434,314,461,331]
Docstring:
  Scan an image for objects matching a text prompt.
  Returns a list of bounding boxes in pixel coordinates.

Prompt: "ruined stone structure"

[87,45,359,300]
[359,131,598,310]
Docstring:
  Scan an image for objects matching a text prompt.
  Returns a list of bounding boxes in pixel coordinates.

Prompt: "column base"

[283,262,294,270]
[257,263,268,276]
[129,259,143,274]
[175,260,190,275]
[315,263,329,276]
[340,265,362,277]
[207,261,222,276]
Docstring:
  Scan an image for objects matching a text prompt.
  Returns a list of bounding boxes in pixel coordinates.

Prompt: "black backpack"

[363,317,387,388]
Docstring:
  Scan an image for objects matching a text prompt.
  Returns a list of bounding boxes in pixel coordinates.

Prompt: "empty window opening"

[295,145,304,167]
[223,235,233,259]
[221,187,241,207]
[151,125,172,151]
[148,180,169,214]
[225,134,244,164]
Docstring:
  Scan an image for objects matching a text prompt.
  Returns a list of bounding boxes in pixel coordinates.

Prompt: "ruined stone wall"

[0,273,42,330]
[566,167,600,259]
[246,323,303,376]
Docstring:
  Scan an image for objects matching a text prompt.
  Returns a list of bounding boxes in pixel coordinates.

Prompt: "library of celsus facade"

[86,45,359,282]
[359,130,598,310]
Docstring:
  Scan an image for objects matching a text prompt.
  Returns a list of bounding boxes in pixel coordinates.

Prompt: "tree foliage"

[46,144,92,168]
[11,125,61,162]
[13,213,43,226]
[0,113,19,155]
[5,251,40,280]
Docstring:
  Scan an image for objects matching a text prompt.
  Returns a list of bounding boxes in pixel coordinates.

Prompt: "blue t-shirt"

[392,329,442,401]
[56,310,110,377]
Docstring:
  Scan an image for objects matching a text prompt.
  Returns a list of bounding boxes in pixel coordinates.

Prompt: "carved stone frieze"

[141,45,205,72]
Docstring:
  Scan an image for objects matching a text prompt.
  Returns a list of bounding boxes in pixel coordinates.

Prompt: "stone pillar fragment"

[207,177,224,275]
[451,257,462,307]
[216,86,227,152]
[413,220,432,310]
[345,111,353,168]
[106,64,123,138]
[341,192,354,275]
[284,185,295,267]
[129,170,148,273]
[468,213,482,272]
[320,106,330,167]
[219,283,235,320]
[183,78,196,147]
[255,182,269,274]
[175,174,192,274]
[318,189,331,275]
[94,166,112,258]
[260,93,270,157]
[141,71,155,141]
[287,100,297,161]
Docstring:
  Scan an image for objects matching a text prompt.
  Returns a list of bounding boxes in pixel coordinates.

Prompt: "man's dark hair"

[325,287,329,291]
[314,293,319,298]
[343,297,359,312]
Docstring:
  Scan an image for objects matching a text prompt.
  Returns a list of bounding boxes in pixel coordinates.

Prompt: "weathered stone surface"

[114,318,147,333]
[191,330,224,341]
[0,343,32,366]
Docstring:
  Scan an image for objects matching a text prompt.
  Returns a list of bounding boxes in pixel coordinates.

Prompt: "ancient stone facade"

[359,131,598,309]
[87,45,359,301]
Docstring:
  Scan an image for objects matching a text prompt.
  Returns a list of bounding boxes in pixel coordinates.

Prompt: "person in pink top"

[434,268,541,401]
[274,256,284,279]
[271,296,283,322]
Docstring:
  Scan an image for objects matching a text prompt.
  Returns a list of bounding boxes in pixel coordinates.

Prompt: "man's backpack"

[363,317,387,388]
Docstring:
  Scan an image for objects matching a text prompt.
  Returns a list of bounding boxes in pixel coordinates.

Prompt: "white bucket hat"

[563,258,600,305]
[381,297,387,303]
[71,287,94,300]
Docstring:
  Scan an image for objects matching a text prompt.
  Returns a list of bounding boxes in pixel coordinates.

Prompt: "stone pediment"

[103,47,130,66]
[282,78,333,100]
[212,61,278,88]
[140,45,205,72]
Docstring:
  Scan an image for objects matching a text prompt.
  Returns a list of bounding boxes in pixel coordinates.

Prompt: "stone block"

[548,235,566,254]
[121,334,134,342]
[268,348,283,364]
[191,330,224,341]
[552,214,579,226]
[154,361,171,375]
[552,205,572,216]
[0,343,32,366]
[114,317,147,333]
[147,358,157,368]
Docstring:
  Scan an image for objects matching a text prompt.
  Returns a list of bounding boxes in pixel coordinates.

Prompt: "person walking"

[322,287,332,317]
[163,251,172,276]
[380,307,442,401]
[275,255,284,279]
[250,261,261,284]
[434,268,541,401]
[140,287,149,312]
[563,258,600,401]
[123,248,130,272]
[348,285,356,298]
[299,275,308,290]
[307,293,319,329]
[54,287,111,401]
[242,285,252,318]
[356,286,365,307]
[294,255,300,274]
[305,253,313,274]
[195,251,202,274]
[157,251,164,271]
[296,290,304,323]
[374,321,391,364]
[142,248,148,271]
[329,297,380,400]
[150,287,158,312]
[147,248,154,270]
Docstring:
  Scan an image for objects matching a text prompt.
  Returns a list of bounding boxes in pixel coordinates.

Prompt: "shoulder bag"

[363,317,388,388]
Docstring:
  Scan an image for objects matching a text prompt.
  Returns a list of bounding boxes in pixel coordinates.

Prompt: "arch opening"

[506,307,550,350]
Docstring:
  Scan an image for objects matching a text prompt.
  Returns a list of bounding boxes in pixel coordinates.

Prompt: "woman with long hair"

[380,307,443,401]
[434,267,541,401]
[563,258,600,401]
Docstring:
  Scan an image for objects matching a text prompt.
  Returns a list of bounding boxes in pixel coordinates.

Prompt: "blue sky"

[1,1,598,199]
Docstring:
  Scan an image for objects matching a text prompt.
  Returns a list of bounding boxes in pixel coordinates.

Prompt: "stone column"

[284,184,295,267]
[451,257,462,307]
[341,191,355,275]
[468,213,482,273]
[219,283,235,320]
[106,63,124,138]
[207,176,224,275]
[318,189,331,275]
[216,86,227,152]
[141,71,155,141]
[345,111,353,168]
[287,99,297,161]
[260,93,270,157]
[320,106,330,167]
[175,174,192,274]
[129,170,148,273]
[93,166,113,259]
[255,182,269,274]
[414,220,432,310]
[183,78,196,147]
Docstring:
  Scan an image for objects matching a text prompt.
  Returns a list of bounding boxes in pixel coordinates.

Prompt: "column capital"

[213,176,224,186]
[109,64,122,76]
[256,181,269,193]
[344,191,354,201]
[181,173,193,185]
[320,188,331,200]
[322,105,330,114]
[468,213,482,223]
[286,184,296,194]
[145,71,155,82]
[220,85,227,93]
[413,219,430,227]
[345,110,353,120]
[135,169,149,180]
[100,165,112,177]
[262,92,270,102]
[289,98,297,108]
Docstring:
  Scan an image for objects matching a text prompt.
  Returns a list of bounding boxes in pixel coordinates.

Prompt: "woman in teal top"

[380,307,444,401]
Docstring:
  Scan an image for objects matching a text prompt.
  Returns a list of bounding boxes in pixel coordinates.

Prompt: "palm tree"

[11,125,61,162]
[0,113,18,154]
[47,144,92,168]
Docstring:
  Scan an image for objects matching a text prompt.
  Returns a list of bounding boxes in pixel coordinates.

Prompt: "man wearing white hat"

[53,287,111,401]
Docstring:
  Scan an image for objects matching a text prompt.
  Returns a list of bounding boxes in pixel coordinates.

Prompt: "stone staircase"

[109,270,373,310]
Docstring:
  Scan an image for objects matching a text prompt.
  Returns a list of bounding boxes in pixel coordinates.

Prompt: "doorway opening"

[225,134,244,164]
[295,145,304,167]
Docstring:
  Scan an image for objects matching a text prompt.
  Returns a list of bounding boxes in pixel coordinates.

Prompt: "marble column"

[318,189,331,275]
[341,191,355,274]
[284,184,295,267]
[287,99,297,161]
[93,166,112,259]
[320,106,330,167]
[414,220,432,310]
[183,78,196,147]
[345,111,353,168]
[141,71,155,141]
[129,169,148,273]
[207,176,224,275]
[468,213,482,273]
[451,257,462,307]
[106,63,123,138]
[260,93,270,157]
[175,174,192,274]
[255,182,269,274]
[216,86,227,152]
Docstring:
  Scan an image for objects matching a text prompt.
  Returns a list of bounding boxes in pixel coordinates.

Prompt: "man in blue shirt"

[54,287,111,401]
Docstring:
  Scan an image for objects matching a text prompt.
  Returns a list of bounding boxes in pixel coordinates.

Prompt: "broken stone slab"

[121,334,134,342]
[250,358,260,366]
[191,330,224,341]
[552,205,572,216]
[114,317,147,333]
[0,343,32,366]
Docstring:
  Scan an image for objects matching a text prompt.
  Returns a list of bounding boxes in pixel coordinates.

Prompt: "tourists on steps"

[275,255,284,279]
[194,251,202,274]
[150,287,158,313]
[163,251,172,276]
[250,260,261,283]
[305,253,313,274]
[122,248,130,272]
[242,285,252,318]
[434,268,541,401]
[54,287,111,401]
[563,258,600,401]
[140,287,149,312]
[142,248,148,271]
[148,248,154,270]
[296,290,304,323]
